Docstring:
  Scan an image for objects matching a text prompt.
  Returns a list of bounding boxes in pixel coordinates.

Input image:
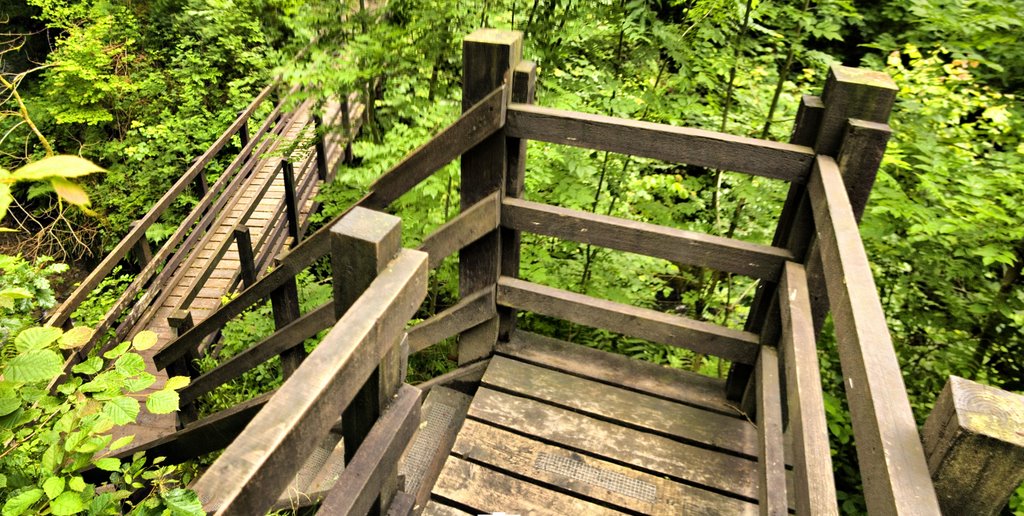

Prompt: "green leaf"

[102,341,131,360]
[2,488,43,516]
[102,397,139,425]
[0,396,20,417]
[93,457,120,472]
[114,353,145,376]
[12,155,104,181]
[131,331,158,351]
[43,476,65,499]
[68,476,86,492]
[0,473,6,488]
[58,327,94,350]
[50,491,85,515]
[164,376,190,391]
[50,177,90,207]
[146,390,179,415]
[109,435,135,451]
[0,183,11,221]
[4,349,63,383]
[14,326,63,352]
[161,488,205,516]
[124,372,156,392]
[71,357,103,376]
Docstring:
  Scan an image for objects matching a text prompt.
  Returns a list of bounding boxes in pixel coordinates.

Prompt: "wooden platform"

[423,331,765,515]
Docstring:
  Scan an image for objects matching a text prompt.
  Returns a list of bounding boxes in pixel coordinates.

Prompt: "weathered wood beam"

[501,197,793,281]
[756,345,787,516]
[496,276,760,364]
[407,287,496,354]
[418,192,500,270]
[505,103,815,182]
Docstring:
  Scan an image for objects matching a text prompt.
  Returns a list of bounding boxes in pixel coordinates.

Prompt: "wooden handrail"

[807,155,940,514]
[505,103,816,182]
[418,192,500,270]
[501,197,795,281]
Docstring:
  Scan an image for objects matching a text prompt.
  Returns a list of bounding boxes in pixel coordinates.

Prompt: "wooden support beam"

[191,248,427,515]
[282,160,300,242]
[777,262,838,515]
[808,155,940,515]
[505,104,815,182]
[756,345,787,516]
[313,113,329,180]
[234,225,256,289]
[128,220,153,268]
[496,276,760,364]
[167,310,200,428]
[922,376,1024,516]
[458,29,522,365]
[407,287,496,354]
[418,192,500,270]
[270,250,304,380]
[502,197,793,281]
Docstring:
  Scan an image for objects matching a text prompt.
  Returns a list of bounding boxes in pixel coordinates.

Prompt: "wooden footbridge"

[60,30,1024,515]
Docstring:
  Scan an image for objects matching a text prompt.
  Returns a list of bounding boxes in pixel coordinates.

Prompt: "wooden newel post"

[238,109,251,161]
[270,251,304,379]
[922,376,1024,516]
[166,311,200,427]
[313,114,329,180]
[234,225,256,289]
[282,159,300,242]
[331,207,405,513]
[458,28,522,364]
[190,157,209,198]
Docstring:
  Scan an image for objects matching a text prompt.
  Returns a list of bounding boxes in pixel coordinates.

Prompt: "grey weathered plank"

[469,387,759,500]
[385,491,416,516]
[505,103,815,182]
[778,262,839,515]
[755,346,787,515]
[192,248,427,515]
[807,155,940,515]
[452,419,758,515]
[179,301,335,405]
[496,276,761,364]
[361,86,507,210]
[318,384,422,515]
[496,330,737,416]
[407,287,496,354]
[400,386,473,508]
[502,197,793,281]
[421,501,472,516]
[482,356,758,459]
[921,376,1024,516]
[432,456,624,516]
[418,192,500,270]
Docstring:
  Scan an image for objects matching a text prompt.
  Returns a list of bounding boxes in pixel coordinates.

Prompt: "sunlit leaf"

[11,155,104,181]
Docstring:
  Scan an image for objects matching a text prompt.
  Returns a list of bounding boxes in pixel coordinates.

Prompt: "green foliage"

[0,255,67,341]
[0,327,199,515]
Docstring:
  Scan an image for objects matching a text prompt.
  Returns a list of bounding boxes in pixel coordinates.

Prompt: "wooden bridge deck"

[119,97,363,445]
[414,331,765,515]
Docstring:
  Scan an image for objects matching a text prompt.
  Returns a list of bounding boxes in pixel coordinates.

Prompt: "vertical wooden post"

[331,207,404,514]
[238,111,251,161]
[167,310,200,428]
[129,220,153,268]
[270,251,304,379]
[191,157,209,198]
[458,29,522,364]
[282,159,300,242]
[729,65,897,402]
[922,376,1024,516]
[234,225,256,289]
[341,96,354,163]
[313,114,329,180]
[498,60,537,342]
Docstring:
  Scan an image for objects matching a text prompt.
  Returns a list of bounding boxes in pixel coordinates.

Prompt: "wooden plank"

[179,301,335,405]
[361,86,506,210]
[192,249,427,516]
[778,262,838,515]
[385,491,415,516]
[319,385,422,516]
[807,155,940,515]
[502,197,792,281]
[755,346,787,515]
[432,456,623,516]
[407,287,496,354]
[482,356,758,459]
[453,419,758,515]
[496,330,737,416]
[469,387,759,500]
[418,192,500,270]
[422,501,472,516]
[400,387,472,507]
[496,277,761,364]
[505,103,814,182]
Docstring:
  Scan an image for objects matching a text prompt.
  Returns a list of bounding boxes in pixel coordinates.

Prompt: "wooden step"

[399,386,471,510]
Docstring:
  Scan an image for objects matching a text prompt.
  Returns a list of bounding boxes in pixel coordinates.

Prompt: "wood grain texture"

[421,501,472,516]
[452,419,758,515]
[192,249,427,515]
[755,346,787,516]
[921,376,1024,516]
[808,155,940,515]
[419,192,500,270]
[407,287,496,354]
[496,276,761,364]
[502,197,793,281]
[496,330,737,416]
[482,356,758,459]
[319,385,422,516]
[469,387,760,500]
[505,103,815,182]
[778,262,838,515]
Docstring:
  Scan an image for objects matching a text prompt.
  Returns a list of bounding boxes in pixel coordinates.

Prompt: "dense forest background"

[1,0,1022,513]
